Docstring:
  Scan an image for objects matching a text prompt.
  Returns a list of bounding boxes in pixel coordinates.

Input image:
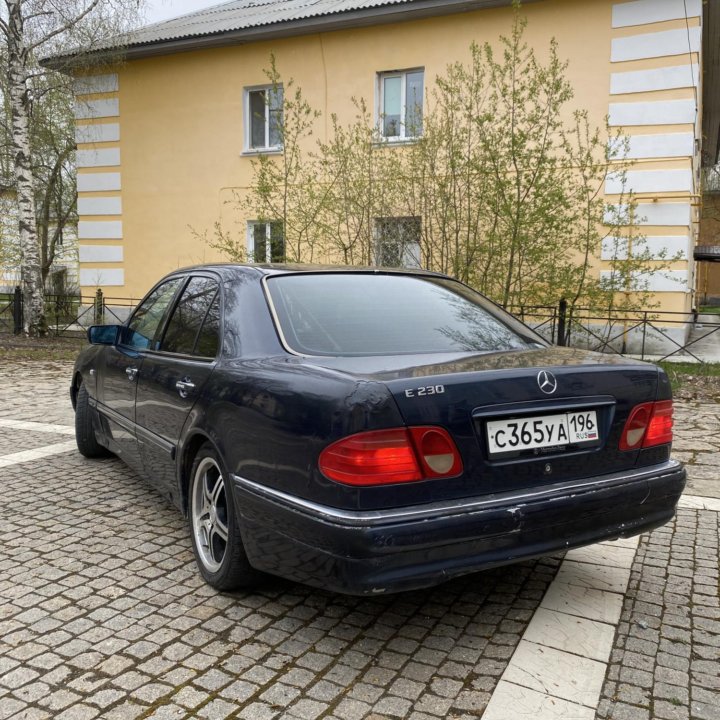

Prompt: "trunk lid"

[308,347,665,497]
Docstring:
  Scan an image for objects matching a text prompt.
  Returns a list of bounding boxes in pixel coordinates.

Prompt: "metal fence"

[0,288,23,335]
[1,288,138,338]
[509,300,720,363]
[3,289,719,362]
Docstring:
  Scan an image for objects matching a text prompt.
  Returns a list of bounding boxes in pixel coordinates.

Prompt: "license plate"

[486,410,599,456]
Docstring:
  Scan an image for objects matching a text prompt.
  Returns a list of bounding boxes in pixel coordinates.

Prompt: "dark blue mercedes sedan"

[71,265,686,594]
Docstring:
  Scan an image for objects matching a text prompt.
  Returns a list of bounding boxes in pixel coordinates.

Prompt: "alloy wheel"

[191,456,229,573]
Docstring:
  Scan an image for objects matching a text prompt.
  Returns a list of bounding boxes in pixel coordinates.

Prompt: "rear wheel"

[188,443,260,590]
[75,382,111,458]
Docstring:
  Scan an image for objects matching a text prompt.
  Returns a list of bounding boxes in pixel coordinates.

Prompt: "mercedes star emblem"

[537,370,558,395]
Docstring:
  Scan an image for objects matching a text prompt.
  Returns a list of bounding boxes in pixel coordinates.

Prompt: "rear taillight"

[643,400,674,447]
[619,400,673,451]
[319,427,463,486]
[408,427,464,478]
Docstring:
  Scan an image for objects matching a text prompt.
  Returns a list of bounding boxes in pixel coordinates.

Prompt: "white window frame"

[243,84,283,153]
[377,68,424,141]
[247,221,284,263]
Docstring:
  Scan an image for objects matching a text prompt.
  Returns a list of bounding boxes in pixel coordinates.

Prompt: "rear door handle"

[175,378,196,399]
[126,366,138,382]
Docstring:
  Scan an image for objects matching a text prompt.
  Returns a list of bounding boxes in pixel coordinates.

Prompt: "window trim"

[243,84,283,154]
[377,68,424,141]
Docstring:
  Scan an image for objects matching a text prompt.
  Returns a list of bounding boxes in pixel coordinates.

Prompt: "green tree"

[210,6,673,327]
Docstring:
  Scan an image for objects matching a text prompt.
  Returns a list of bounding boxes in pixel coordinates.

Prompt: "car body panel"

[97,345,144,472]
[136,352,216,499]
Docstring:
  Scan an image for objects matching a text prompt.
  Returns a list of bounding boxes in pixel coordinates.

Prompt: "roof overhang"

[42,0,528,71]
[694,246,720,262]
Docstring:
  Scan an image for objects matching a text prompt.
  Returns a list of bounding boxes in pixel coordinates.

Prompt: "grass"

[0,334,85,362]
[657,361,720,395]
[698,305,720,315]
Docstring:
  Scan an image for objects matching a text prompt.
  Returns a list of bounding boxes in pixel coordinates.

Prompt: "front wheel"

[188,443,260,590]
[75,382,111,458]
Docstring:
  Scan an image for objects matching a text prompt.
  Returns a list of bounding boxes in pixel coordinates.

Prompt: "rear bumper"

[231,460,686,595]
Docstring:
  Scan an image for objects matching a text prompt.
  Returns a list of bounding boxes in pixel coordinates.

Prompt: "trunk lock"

[544,463,552,475]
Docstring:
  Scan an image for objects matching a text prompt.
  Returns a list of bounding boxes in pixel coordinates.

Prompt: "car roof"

[165,263,450,281]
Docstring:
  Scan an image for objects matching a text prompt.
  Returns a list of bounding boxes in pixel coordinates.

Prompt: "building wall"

[74,0,702,311]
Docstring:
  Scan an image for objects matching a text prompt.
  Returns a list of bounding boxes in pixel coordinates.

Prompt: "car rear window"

[265,273,543,356]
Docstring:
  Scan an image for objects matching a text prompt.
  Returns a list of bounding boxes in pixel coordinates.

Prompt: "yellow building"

[48,0,718,340]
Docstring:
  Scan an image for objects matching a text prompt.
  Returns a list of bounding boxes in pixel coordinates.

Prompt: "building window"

[375,217,421,268]
[378,69,424,140]
[245,85,283,151]
[248,221,285,263]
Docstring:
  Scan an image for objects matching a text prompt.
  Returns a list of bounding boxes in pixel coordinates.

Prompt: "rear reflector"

[319,427,463,486]
[619,400,674,451]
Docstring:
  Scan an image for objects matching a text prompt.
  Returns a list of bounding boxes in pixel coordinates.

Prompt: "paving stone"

[597,503,720,720]
[2,361,718,720]
[653,699,690,720]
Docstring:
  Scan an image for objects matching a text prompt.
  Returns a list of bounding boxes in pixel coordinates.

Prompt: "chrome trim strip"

[472,395,616,418]
[232,460,683,528]
[261,274,304,357]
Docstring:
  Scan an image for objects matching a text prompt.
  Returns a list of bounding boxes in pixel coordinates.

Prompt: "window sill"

[241,147,283,157]
[374,137,421,148]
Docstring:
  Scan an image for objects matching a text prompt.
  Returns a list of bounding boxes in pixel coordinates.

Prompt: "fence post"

[94,288,104,325]
[641,311,648,360]
[557,298,568,346]
[13,286,22,335]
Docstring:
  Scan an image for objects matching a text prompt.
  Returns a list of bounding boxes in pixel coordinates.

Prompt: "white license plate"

[486,410,599,456]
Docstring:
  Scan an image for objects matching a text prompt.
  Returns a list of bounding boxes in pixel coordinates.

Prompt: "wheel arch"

[70,371,83,409]
[179,430,218,516]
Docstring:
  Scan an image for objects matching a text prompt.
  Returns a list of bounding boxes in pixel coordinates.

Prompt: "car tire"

[188,443,260,590]
[75,382,111,458]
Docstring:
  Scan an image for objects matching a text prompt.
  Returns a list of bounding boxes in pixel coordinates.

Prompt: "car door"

[97,277,185,473]
[135,275,222,500]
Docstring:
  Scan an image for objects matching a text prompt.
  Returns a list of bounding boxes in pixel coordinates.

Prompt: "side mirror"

[88,324,121,345]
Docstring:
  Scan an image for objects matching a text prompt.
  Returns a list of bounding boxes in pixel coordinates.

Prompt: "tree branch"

[27,0,102,53]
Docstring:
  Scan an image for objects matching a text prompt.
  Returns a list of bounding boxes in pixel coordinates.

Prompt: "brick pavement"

[0,360,717,720]
[596,509,720,720]
[0,361,561,720]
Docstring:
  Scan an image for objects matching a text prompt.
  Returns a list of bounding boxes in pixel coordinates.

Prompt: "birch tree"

[0,0,141,335]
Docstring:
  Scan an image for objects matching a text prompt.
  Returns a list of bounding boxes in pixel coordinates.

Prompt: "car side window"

[195,292,221,358]
[160,277,220,357]
[123,278,183,350]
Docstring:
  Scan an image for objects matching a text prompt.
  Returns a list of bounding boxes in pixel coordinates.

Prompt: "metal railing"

[3,289,719,362]
[1,288,138,338]
[0,287,23,334]
[509,300,720,363]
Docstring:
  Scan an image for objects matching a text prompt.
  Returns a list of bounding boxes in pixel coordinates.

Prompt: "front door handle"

[176,378,196,399]
[126,366,138,382]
